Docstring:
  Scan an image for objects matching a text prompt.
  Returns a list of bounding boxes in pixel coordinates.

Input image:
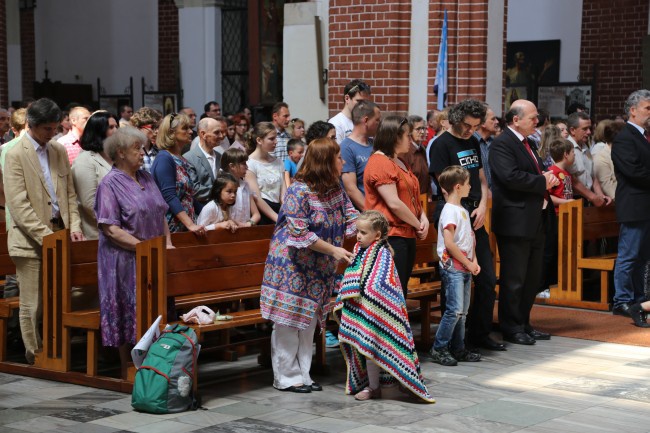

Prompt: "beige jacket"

[4,134,82,258]
[71,150,112,239]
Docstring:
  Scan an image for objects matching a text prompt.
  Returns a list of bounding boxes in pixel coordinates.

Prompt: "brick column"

[19,7,35,100]
[328,1,413,116]
[0,0,8,107]
[158,0,179,93]
[427,1,490,111]
[580,0,649,119]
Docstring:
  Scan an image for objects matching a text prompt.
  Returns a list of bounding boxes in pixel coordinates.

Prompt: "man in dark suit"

[489,99,559,345]
[183,117,225,211]
[611,90,650,322]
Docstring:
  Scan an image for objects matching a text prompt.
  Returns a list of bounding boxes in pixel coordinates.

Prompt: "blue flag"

[434,10,448,110]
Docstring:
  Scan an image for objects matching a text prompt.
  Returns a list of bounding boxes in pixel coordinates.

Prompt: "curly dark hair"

[448,99,487,125]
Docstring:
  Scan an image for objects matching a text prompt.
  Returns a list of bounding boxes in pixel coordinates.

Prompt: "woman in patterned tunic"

[95,128,172,373]
[261,138,358,393]
[151,113,206,235]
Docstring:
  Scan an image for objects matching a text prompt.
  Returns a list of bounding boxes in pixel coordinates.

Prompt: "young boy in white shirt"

[431,165,482,366]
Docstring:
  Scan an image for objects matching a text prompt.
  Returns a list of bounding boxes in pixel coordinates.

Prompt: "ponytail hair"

[247,121,276,152]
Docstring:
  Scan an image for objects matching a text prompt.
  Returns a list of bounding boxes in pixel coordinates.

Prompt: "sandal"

[354,387,381,401]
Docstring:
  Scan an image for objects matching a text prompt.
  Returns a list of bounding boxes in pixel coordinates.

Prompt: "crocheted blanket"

[333,240,434,403]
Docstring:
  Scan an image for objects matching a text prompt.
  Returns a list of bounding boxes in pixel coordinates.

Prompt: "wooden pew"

[552,199,618,310]
[40,230,100,374]
[0,231,17,361]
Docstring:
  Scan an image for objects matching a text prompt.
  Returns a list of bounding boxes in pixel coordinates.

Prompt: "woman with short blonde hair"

[151,113,205,234]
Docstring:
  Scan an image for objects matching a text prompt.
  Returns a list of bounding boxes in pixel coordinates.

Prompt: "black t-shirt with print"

[428,131,483,202]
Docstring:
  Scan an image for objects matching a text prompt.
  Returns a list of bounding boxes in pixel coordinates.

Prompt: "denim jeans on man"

[613,221,650,308]
[433,267,471,351]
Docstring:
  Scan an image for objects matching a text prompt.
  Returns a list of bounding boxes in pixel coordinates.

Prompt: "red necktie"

[522,138,542,174]
[524,138,550,208]
[644,130,650,143]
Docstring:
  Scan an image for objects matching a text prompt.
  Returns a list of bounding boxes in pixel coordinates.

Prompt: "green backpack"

[131,324,199,414]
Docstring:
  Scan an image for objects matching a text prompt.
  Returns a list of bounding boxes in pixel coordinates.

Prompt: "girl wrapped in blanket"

[334,210,435,403]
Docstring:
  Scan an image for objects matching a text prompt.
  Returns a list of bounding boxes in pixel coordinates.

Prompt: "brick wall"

[19,7,35,100]
[427,1,490,112]
[158,0,179,93]
[328,1,413,116]
[328,1,492,116]
[0,0,7,108]
[581,0,649,119]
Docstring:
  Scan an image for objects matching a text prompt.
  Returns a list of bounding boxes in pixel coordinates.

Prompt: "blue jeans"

[613,221,650,307]
[433,267,471,352]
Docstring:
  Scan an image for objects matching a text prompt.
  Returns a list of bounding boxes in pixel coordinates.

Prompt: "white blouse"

[247,157,284,203]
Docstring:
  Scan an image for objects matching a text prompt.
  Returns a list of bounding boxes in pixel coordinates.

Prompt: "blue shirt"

[284,158,298,178]
[340,137,373,196]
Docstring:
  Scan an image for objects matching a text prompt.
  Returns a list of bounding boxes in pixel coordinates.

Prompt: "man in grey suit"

[183,117,226,210]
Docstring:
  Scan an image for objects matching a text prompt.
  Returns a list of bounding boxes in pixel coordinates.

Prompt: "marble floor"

[1,334,650,433]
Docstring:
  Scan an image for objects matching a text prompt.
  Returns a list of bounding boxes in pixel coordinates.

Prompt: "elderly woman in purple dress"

[95,128,172,373]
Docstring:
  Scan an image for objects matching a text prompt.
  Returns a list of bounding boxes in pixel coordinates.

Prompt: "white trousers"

[271,315,317,389]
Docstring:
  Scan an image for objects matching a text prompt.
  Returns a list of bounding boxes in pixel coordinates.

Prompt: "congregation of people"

[0,80,649,403]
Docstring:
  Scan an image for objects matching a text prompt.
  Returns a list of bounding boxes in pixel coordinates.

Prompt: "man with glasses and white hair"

[611,89,650,324]
[329,79,371,144]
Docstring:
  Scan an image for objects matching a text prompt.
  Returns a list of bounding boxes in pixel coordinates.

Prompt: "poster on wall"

[505,40,561,108]
[538,85,593,119]
[143,94,177,115]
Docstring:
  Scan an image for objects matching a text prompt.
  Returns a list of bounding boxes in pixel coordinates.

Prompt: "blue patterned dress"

[95,168,168,347]
[260,182,358,330]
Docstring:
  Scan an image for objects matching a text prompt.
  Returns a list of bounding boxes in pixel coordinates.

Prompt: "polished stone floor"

[1,334,650,433]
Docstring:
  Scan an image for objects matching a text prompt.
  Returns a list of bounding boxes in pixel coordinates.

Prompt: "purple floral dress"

[95,168,168,347]
[260,182,358,330]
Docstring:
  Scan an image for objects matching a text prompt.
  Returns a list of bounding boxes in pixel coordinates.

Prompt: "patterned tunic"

[95,168,168,347]
[260,182,358,330]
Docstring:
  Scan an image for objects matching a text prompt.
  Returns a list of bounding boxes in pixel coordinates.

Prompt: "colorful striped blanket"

[333,240,435,403]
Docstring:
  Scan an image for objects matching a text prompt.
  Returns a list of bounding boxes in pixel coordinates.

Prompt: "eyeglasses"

[416,127,427,132]
[399,118,408,128]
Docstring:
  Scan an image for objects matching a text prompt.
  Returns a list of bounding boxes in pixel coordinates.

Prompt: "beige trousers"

[13,256,42,364]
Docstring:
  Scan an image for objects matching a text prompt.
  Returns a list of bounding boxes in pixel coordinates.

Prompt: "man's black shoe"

[629,303,650,328]
[612,303,632,318]
[503,332,535,345]
[475,336,506,351]
[527,329,551,340]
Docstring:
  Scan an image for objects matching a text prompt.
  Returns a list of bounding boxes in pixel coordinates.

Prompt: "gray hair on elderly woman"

[104,127,148,161]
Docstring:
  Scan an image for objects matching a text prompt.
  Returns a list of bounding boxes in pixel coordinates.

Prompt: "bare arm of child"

[550,195,573,207]
[215,220,238,233]
[235,196,262,228]
[284,170,291,189]
[443,226,479,274]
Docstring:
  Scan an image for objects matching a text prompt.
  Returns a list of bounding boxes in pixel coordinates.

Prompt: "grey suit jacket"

[183,144,221,204]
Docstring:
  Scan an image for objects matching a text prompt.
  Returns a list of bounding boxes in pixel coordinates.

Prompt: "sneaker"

[325,331,339,348]
[429,348,458,366]
[536,289,550,299]
[452,348,481,362]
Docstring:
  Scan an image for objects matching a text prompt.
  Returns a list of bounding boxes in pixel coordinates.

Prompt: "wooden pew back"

[555,199,619,309]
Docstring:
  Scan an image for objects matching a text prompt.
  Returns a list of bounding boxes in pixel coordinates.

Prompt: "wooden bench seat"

[553,199,619,310]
